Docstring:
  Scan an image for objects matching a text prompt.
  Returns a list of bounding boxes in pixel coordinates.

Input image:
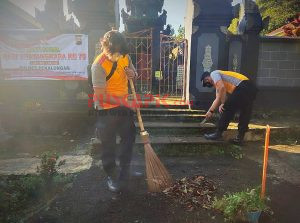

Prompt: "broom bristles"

[144,143,173,192]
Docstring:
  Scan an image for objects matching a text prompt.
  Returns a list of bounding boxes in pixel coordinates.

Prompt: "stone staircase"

[135,106,214,144]
[0,100,278,148]
[134,105,279,146]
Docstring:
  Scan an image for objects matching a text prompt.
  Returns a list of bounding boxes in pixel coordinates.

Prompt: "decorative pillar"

[189,0,233,107]
[238,0,263,82]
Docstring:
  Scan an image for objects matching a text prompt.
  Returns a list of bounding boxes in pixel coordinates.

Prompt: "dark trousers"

[218,81,257,135]
[95,106,136,177]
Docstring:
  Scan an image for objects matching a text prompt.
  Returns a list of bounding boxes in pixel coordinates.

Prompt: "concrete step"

[100,129,264,147]
[139,108,205,115]
[1,98,191,112]
[111,128,281,145]
[139,113,206,122]
[134,121,215,136]
[135,122,280,130]
[1,104,205,118]
[131,123,288,142]
[127,96,190,109]
[134,136,223,145]
[140,121,215,128]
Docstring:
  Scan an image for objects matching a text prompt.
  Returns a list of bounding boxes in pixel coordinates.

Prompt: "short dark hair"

[201,71,210,86]
[101,30,129,56]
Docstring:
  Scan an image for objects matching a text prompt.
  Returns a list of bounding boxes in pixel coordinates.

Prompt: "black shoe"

[204,131,223,140]
[107,176,120,193]
[231,133,245,145]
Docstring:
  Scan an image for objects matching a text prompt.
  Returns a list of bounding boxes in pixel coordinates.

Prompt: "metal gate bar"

[126,29,152,95]
[159,35,187,99]
[125,31,187,101]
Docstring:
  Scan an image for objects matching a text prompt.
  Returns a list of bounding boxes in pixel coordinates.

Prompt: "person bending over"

[201,70,257,144]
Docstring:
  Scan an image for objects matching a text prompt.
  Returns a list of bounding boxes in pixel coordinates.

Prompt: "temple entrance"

[126,29,187,100]
[159,35,187,99]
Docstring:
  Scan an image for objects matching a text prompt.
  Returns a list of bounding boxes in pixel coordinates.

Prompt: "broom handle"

[129,79,145,132]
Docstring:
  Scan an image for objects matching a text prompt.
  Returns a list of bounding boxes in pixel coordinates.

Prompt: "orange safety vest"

[93,53,130,109]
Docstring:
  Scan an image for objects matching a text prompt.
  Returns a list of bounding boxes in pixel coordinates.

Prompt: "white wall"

[184,0,194,104]
[114,0,120,30]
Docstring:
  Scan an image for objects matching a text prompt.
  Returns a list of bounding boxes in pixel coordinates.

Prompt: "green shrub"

[37,151,65,183]
[212,187,268,222]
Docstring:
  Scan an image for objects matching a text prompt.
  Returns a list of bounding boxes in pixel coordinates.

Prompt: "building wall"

[184,0,194,103]
[254,37,300,109]
[257,37,300,88]
[114,0,120,30]
[188,35,300,109]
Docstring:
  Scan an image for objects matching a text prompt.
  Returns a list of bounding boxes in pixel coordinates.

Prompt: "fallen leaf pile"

[163,175,216,211]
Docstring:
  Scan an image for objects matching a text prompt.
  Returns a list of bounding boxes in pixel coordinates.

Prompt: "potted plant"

[212,187,269,222]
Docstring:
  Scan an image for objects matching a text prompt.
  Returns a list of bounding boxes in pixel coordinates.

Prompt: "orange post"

[261,125,270,199]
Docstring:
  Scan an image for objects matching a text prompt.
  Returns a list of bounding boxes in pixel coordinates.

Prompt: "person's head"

[101,30,129,61]
[201,71,214,88]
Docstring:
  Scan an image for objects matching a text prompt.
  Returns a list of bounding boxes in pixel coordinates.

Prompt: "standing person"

[201,70,257,144]
[91,30,141,193]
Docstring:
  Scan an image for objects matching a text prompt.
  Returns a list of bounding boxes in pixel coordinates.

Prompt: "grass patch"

[253,110,300,120]
[145,128,212,136]
[0,174,74,222]
[0,151,74,222]
[270,128,300,145]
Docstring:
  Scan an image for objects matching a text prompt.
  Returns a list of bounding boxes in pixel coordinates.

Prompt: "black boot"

[106,176,120,193]
[105,168,120,193]
[231,132,245,145]
[204,130,223,140]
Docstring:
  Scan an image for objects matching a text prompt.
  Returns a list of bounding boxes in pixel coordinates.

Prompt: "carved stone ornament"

[192,26,199,34]
[202,45,213,72]
[233,53,239,71]
[193,1,200,19]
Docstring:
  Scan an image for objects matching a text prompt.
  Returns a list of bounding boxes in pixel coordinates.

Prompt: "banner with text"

[0,34,88,80]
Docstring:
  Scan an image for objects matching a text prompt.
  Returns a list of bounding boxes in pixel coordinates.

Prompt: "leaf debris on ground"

[163,175,216,211]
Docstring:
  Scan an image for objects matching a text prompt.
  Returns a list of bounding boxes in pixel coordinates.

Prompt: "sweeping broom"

[129,79,173,192]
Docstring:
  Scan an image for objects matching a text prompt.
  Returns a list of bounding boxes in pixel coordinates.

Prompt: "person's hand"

[219,104,225,114]
[205,111,213,119]
[124,67,136,79]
